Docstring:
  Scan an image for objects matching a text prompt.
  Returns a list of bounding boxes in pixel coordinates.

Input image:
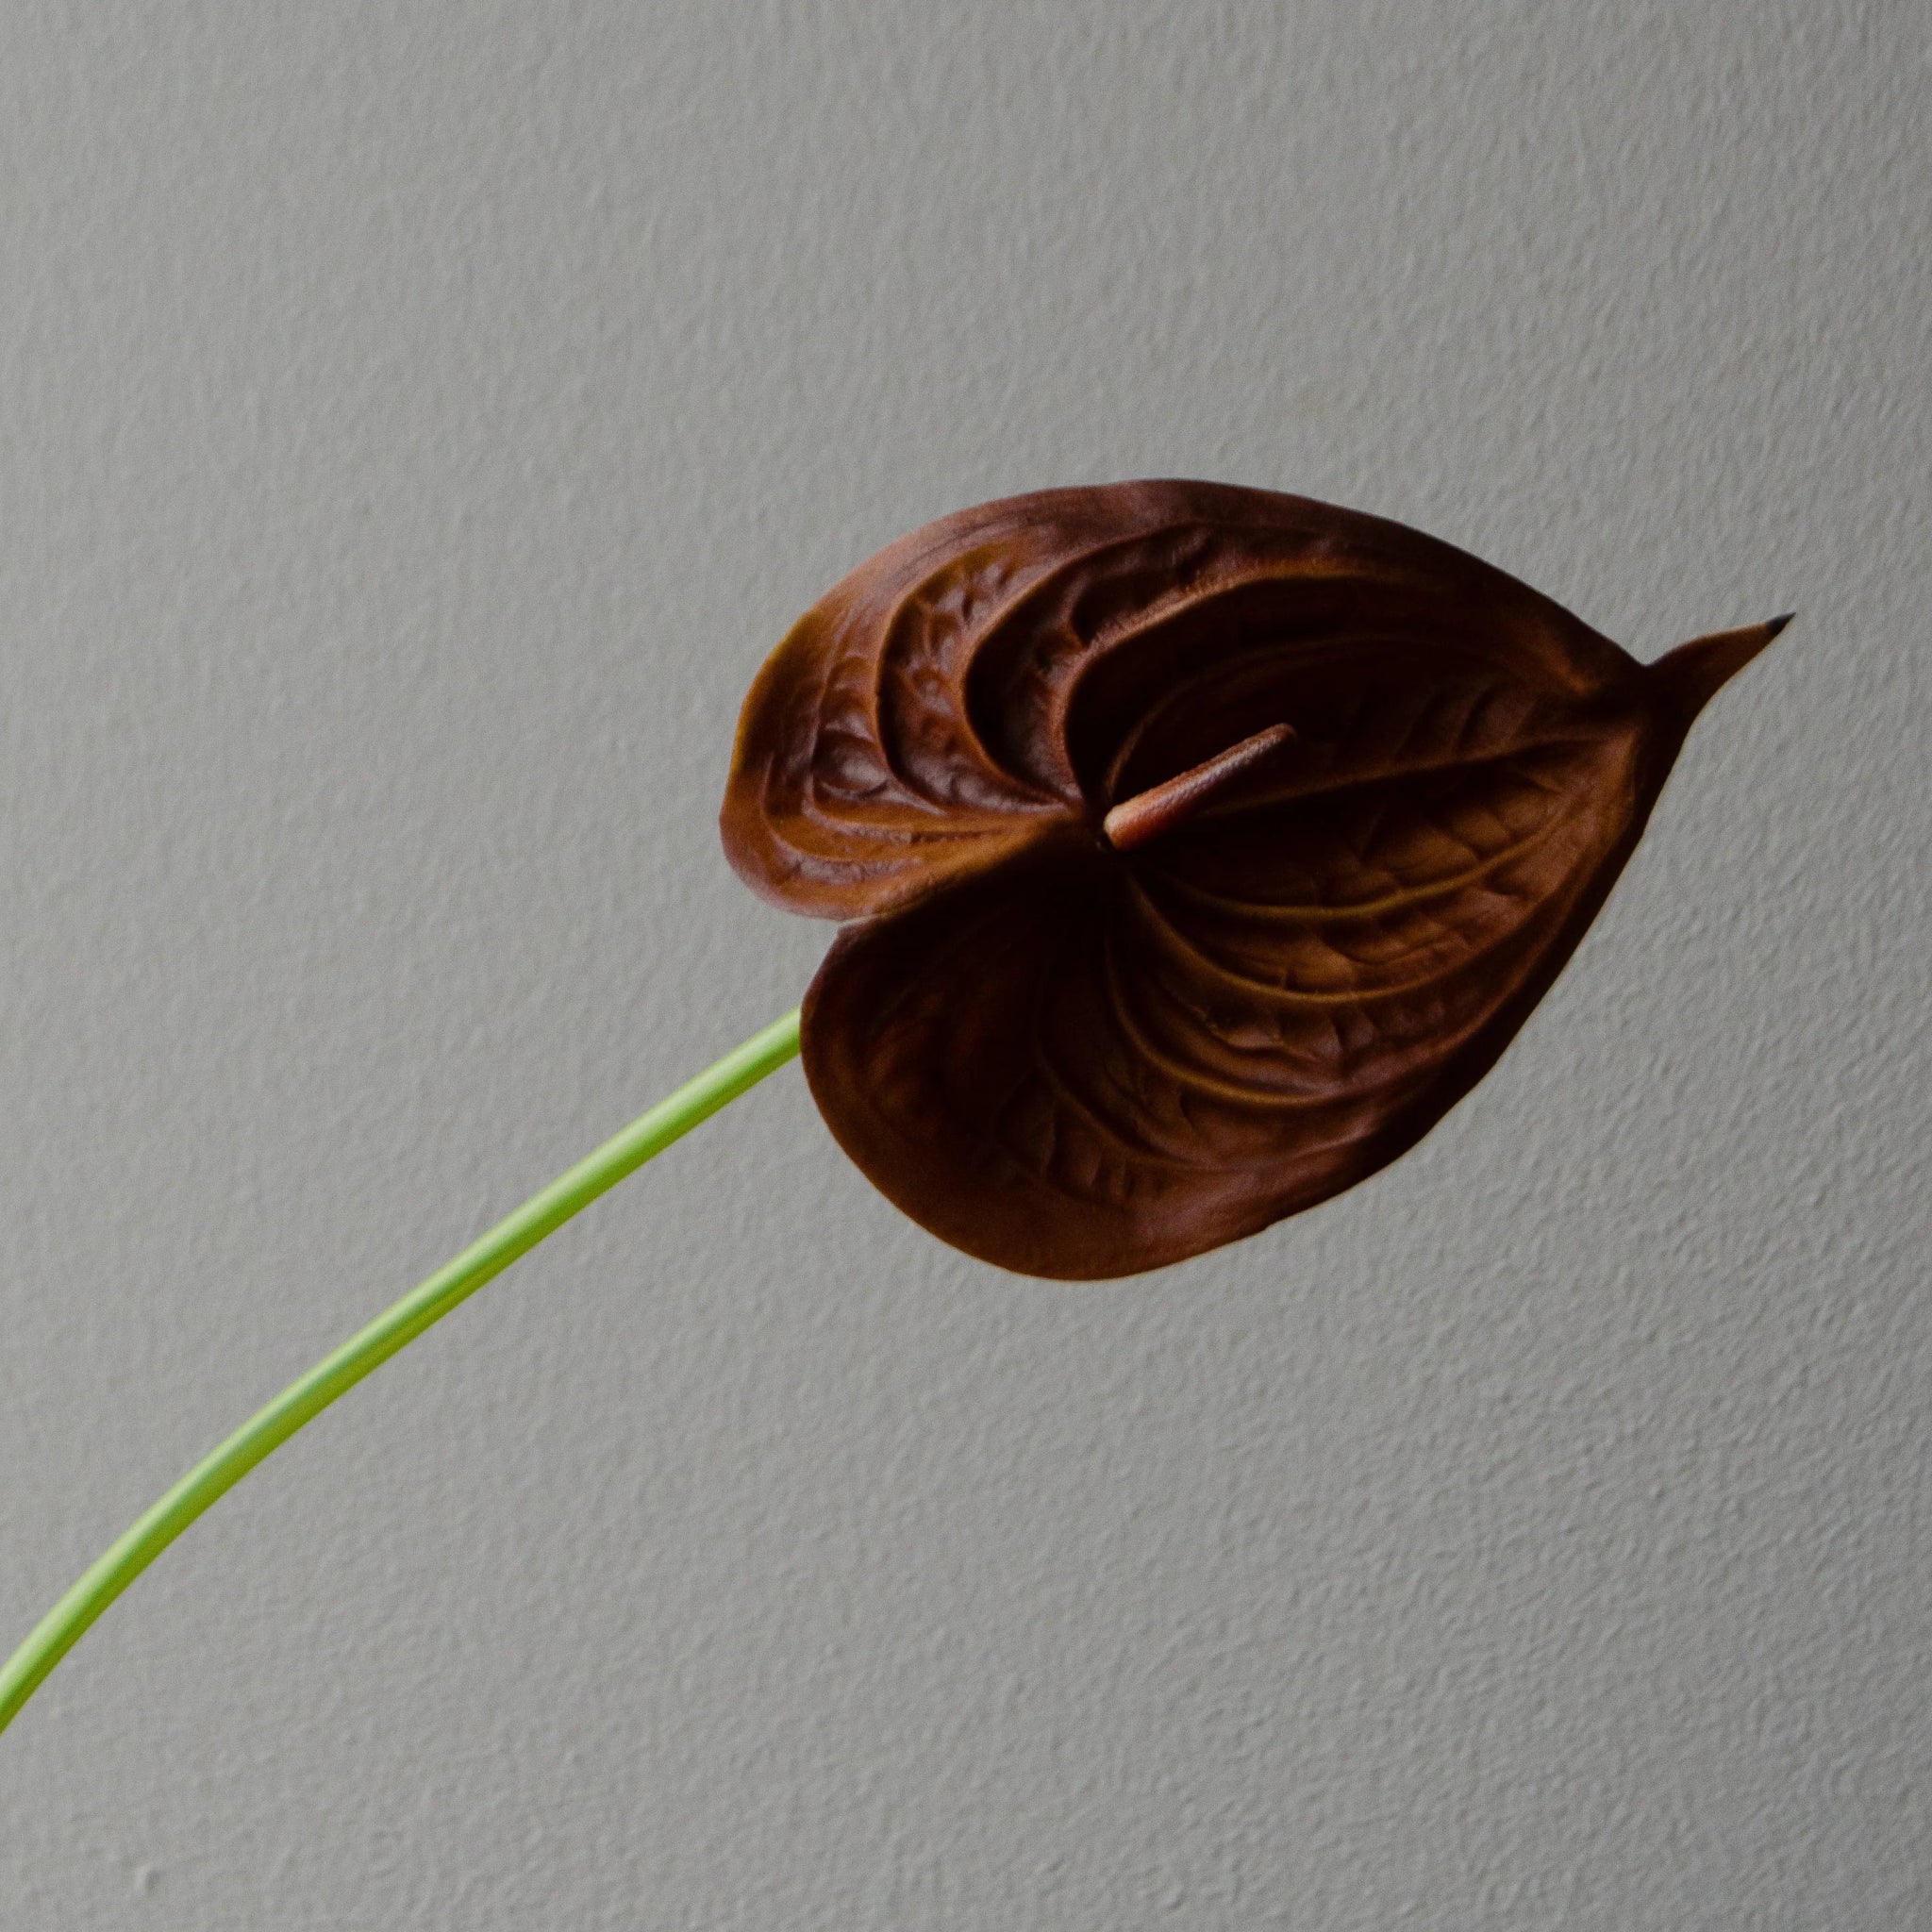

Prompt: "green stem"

[0,1008,803,1740]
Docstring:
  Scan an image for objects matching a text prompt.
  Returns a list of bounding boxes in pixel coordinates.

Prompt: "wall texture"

[1,3,1925,1925]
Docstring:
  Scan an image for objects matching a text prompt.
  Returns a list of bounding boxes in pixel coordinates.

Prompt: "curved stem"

[0,1008,803,1740]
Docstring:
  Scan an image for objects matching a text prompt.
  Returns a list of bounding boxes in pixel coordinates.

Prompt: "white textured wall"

[1,4,1925,1924]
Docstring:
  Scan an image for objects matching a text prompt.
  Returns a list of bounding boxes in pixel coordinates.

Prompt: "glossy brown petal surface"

[723,480,1784,1278]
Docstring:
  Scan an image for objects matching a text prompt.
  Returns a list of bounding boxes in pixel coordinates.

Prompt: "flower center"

[1101,723,1296,852]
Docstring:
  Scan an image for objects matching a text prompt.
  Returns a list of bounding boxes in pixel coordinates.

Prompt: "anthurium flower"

[0,476,1788,1738]
[723,479,1786,1279]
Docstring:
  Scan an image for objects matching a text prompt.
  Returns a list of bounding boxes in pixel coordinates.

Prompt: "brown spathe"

[722,480,1785,1279]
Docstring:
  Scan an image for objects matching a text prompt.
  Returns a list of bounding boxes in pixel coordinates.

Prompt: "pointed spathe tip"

[1650,613,1791,719]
